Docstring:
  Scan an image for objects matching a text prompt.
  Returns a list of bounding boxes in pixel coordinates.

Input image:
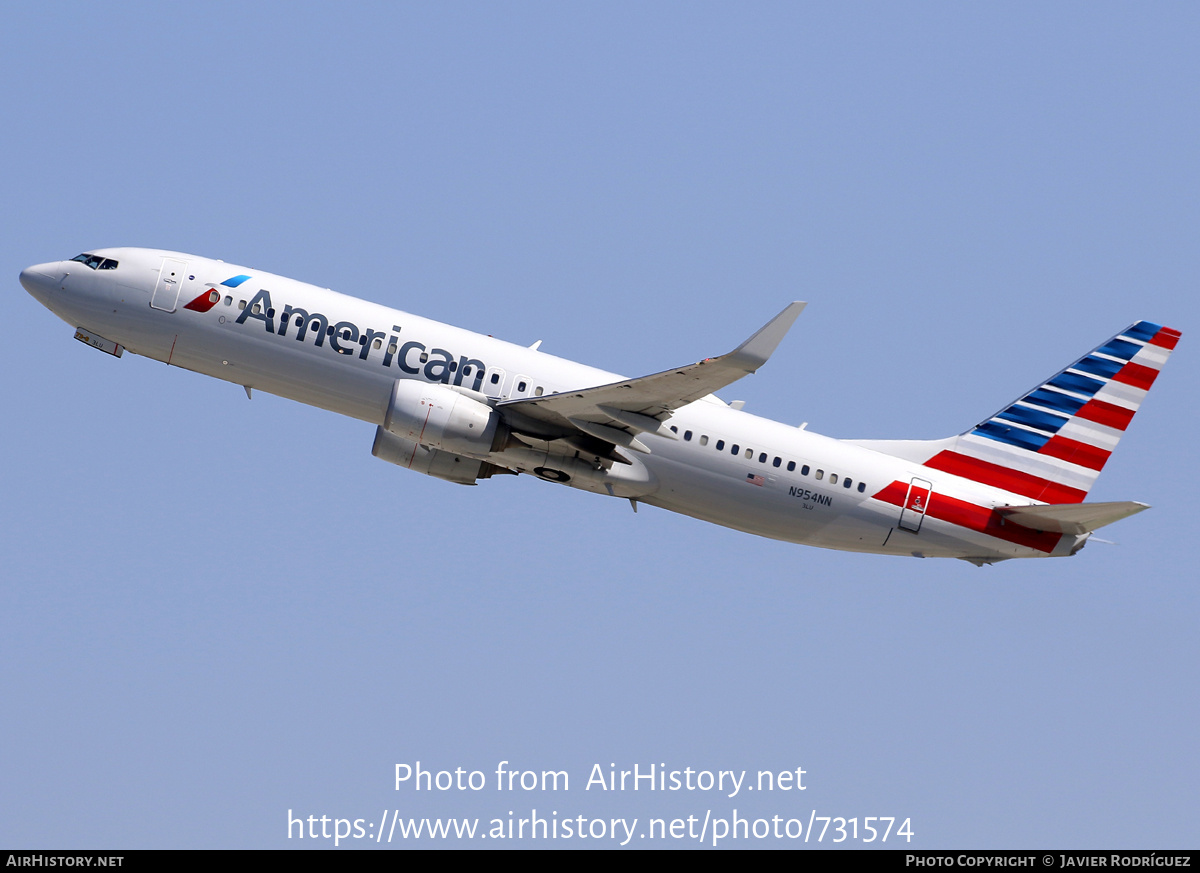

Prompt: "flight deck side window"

[98,259,118,270]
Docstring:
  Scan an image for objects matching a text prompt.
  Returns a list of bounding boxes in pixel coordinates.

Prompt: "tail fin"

[923,321,1180,503]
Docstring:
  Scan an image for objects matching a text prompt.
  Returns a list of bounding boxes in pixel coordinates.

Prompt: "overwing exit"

[19,248,1181,564]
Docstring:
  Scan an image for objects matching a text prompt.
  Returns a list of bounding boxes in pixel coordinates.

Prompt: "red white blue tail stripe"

[924,321,1181,504]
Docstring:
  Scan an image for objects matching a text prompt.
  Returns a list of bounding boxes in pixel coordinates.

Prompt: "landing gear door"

[150,258,189,312]
[899,477,933,533]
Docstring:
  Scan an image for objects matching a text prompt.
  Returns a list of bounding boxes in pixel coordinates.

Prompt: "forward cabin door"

[150,258,189,312]
[898,477,933,533]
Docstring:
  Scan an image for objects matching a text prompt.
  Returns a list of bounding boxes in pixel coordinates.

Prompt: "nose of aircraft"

[20,262,60,306]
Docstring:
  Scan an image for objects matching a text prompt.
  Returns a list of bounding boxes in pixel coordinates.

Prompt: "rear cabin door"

[898,477,933,533]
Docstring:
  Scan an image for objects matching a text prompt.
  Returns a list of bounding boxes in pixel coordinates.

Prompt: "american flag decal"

[746,473,765,486]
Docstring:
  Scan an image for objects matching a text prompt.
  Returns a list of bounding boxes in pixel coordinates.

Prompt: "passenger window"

[801,465,810,476]
[670,425,678,433]
[843,478,853,489]
[534,386,544,396]
[731,444,740,455]
[815,469,824,480]
[773,457,781,468]
[238,300,246,310]
[716,440,725,451]
[388,343,398,355]
[830,473,838,485]
[208,290,219,304]
[684,430,692,441]
[758,453,767,463]
[518,381,527,392]
[491,373,500,384]
[224,296,232,306]
[857,482,866,493]
[787,461,795,472]
[745,448,753,459]
[373,338,383,350]
[699,435,709,446]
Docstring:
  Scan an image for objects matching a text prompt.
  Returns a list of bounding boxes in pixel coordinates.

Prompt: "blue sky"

[2,2,1196,848]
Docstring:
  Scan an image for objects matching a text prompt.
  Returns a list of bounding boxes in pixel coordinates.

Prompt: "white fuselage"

[20,247,1089,562]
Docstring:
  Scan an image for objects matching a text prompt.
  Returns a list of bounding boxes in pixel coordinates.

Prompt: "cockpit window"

[69,253,118,271]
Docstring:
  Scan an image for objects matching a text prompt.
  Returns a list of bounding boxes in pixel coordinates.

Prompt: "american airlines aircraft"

[20,247,1180,564]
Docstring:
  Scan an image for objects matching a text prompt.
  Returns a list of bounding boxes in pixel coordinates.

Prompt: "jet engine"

[371,427,508,485]
[383,379,510,459]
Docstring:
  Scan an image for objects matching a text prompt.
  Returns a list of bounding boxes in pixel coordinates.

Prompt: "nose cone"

[20,262,59,307]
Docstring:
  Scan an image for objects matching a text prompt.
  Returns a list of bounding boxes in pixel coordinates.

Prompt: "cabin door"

[898,477,933,533]
[150,258,189,312]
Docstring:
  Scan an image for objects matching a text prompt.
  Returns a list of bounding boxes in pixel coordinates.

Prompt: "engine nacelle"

[383,379,509,459]
[372,427,503,485]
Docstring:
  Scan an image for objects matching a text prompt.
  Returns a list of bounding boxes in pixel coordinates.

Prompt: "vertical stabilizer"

[922,321,1181,503]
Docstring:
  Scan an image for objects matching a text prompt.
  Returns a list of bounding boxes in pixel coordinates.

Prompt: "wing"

[498,302,805,454]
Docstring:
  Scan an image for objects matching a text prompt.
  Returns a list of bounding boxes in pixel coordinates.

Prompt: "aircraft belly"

[642,453,846,545]
[170,324,392,423]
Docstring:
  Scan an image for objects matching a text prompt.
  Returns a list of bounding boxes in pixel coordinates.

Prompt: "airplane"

[19,247,1181,564]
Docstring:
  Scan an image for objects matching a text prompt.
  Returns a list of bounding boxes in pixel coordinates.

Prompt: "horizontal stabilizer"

[996,501,1149,535]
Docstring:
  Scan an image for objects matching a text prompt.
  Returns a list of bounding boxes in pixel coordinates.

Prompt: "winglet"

[728,302,806,372]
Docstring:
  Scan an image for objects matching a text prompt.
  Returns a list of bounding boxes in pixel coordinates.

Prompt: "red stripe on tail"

[1112,362,1159,391]
[923,451,1088,503]
[1074,399,1134,431]
[1038,435,1111,471]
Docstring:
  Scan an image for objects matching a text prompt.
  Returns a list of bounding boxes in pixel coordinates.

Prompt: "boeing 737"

[20,247,1181,564]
